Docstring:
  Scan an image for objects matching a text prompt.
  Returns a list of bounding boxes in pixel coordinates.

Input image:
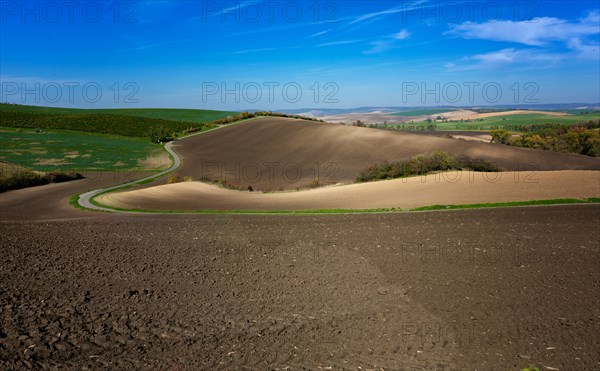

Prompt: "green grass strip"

[411,198,600,212]
[88,198,600,215]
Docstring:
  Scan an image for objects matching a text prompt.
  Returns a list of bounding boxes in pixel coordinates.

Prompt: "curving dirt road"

[77,141,181,212]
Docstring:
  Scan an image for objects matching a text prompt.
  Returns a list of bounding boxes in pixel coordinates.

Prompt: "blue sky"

[1,0,599,110]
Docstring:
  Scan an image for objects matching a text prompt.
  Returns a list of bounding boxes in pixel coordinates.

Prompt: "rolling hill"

[170,117,600,191]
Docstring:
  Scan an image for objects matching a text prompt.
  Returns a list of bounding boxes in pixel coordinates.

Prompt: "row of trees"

[1,109,327,144]
[0,111,214,141]
[0,169,83,193]
[491,123,600,157]
[356,152,498,183]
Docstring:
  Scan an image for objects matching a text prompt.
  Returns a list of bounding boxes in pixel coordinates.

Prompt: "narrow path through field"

[77,141,181,211]
[76,119,255,212]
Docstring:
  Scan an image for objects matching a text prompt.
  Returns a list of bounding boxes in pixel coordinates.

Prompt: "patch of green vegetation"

[356,151,498,183]
[491,123,600,157]
[479,113,600,128]
[0,128,169,171]
[386,112,600,131]
[559,109,600,116]
[86,198,600,215]
[0,103,237,123]
[87,201,403,214]
[392,108,454,117]
[68,193,85,210]
[520,366,540,371]
[0,110,217,139]
[469,108,513,114]
[411,198,599,211]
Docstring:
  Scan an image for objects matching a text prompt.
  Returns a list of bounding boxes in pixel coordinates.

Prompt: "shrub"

[490,130,512,144]
[44,171,83,183]
[167,175,182,184]
[356,152,498,183]
[167,175,193,184]
[491,123,600,157]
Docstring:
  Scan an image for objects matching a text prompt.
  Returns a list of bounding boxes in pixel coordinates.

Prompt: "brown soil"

[0,171,155,221]
[1,205,599,369]
[99,170,600,211]
[172,117,599,191]
[1,117,599,370]
[449,110,568,121]
[320,112,410,124]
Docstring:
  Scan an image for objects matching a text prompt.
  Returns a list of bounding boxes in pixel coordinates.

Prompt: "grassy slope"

[0,104,234,174]
[88,197,600,214]
[0,128,168,171]
[0,103,238,123]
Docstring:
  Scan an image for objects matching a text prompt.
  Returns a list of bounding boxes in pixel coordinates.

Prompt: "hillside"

[171,117,600,190]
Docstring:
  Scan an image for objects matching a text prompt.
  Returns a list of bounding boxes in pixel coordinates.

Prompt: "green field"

[389,112,600,131]
[0,128,169,172]
[477,113,600,127]
[392,108,455,117]
[0,103,237,123]
[556,109,600,115]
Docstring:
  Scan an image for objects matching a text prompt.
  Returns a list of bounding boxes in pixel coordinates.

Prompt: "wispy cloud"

[311,29,332,38]
[392,29,411,40]
[318,39,363,47]
[447,11,600,46]
[208,0,255,17]
[447,48,564,71]
[230,47,276,55]
[349,1,426,24]
[110,37,195,53]
[363,29,411,54]
[568,38,600,60]
[363,40,394,55]
[446,10,600,69]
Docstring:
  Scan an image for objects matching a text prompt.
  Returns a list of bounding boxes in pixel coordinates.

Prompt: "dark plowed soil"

[2,205,599,370]
[172,118,600,190]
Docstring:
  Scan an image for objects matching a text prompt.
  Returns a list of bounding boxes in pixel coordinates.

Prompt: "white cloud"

[472,49,519,64]
[393,29,411,40]
[568,38,600,60]
[447,48,564,71]
[363,40,394,55]
[363,29,412,54]
[447,11,599,46]
[446,11,600,69]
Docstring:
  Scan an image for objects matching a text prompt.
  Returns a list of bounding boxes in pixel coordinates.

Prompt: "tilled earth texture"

[1,205,599,370]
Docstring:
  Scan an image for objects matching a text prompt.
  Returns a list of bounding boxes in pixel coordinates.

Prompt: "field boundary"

[86,195,600,216]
